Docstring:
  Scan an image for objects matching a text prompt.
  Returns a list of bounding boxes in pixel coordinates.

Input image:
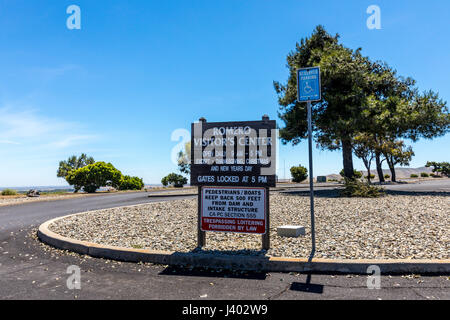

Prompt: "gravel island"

[49,193,449,260]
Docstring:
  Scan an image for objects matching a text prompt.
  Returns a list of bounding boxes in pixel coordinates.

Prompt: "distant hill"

[326,166,434,180]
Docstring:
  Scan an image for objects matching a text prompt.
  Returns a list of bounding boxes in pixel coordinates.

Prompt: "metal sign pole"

[198,186,206,248]
[262,187,270,251]
[307,101,316,257]
[297,67,320,259]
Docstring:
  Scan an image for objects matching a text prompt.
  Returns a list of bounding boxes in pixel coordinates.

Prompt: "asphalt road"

[0,191,194,233]
[0,182,449,300]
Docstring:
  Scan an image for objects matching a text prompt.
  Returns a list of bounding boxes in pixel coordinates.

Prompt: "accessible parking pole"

[307,101,316,257]
[298,67,320,259]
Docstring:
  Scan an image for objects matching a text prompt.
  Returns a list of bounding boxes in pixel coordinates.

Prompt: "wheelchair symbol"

[303,81,313,94]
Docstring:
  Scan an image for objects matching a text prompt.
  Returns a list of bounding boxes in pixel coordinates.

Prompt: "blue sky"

[0,0,449,186]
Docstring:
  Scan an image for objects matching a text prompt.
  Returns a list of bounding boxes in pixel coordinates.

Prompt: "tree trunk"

[386,157,397,182]
[362,159,371,184]
[342,138,354,179]
[375,152,385,184]
[390,166,396,182]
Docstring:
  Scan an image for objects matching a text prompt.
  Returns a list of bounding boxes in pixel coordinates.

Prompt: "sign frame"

[200,186,267,235]
[297,66,321,102]
[190,118,277,188]
[193,116,274,250]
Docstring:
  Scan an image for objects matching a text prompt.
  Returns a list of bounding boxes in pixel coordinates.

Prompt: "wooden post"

[197,186,206,248]
[262,187,270,250]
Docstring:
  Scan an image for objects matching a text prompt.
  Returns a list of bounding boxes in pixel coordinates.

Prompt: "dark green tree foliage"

[57,153,95,178]
[66,162,122,193]
[290,165,308,183]
[339,169,362,179]
[275,26,372,179]
[119,175,144,191]
[358,61,448,181]
[426,161,450,177]
[275,26,449,182]
[161,173,188,188]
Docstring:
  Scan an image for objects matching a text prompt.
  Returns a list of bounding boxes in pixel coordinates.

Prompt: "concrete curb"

[38,214,450,275]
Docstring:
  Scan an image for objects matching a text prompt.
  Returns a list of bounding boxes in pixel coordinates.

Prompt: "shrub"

[340,169,363,179]
[339,178,384,198]
[161,173,188,188]
[410,174,419,178]
[119,175,144,191]
[290,165,308,183]
[420,172,429,178]
[1,189,17,196]
[365,174,375,180]
[66,162,123,193]
[384,174,390,179]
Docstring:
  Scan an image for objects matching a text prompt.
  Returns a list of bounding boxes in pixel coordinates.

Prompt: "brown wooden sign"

[190,117,277,187]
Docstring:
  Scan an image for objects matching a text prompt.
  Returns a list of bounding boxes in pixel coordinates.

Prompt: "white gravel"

[49,193,449,260]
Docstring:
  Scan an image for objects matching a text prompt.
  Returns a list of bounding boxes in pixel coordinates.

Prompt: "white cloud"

[0,140,20,145]
[0,105,101,186]
[0,105,98,149]
[28,64,82,82]
[48,135,97,148]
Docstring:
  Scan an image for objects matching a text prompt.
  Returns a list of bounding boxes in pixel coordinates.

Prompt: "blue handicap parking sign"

[297,67,321,102]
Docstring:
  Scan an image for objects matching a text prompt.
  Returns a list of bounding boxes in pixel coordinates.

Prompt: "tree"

[57,154,95,178]
[380,139,414,182]
[161,173,188,188]
[119,175,144,191]
[360,62,449,182]
[290,165,308,183]
[66,162,122,193]
[276,26,449,181]
[177,142,191,175]
[352,134,376,184]
[275,26,374,179]
[426,161,450,177]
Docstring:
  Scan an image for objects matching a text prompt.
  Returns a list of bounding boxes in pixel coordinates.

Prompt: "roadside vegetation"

[339,178,385,198]
[57,154,144,193]
[161,173,188,188]
[290,165,308,183]
[1,189,18,196]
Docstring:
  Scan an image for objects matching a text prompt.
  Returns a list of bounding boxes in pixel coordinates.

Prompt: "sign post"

[297,67,321,257]
[191,116,277,250]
